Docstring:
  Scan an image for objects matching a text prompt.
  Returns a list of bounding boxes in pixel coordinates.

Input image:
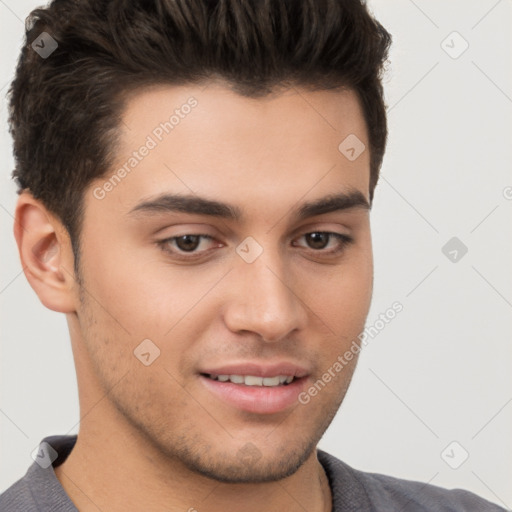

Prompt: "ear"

[13,191,78,313]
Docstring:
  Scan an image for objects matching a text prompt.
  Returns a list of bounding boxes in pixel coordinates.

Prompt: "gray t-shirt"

[0,435,507,511]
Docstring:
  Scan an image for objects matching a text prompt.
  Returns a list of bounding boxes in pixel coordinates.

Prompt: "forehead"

[120,82,368,156]
[87,82,370,221]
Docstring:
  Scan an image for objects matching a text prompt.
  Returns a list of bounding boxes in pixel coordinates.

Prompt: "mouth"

[198,373,308,414]
[201,373,298,386]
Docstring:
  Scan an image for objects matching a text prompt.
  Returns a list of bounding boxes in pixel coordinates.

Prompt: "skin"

[14,82,373,512]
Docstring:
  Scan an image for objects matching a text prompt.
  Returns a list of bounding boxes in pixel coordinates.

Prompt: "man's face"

[74,83,373,482]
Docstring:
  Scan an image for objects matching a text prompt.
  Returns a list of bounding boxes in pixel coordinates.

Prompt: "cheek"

[308,246,373,334]
[78,243,230,386]
[78,231,194,338]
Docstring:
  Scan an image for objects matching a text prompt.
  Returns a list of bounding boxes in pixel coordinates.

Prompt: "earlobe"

[13,192,78,314]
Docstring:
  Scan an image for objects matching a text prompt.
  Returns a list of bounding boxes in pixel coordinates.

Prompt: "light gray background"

[1,0,511,508]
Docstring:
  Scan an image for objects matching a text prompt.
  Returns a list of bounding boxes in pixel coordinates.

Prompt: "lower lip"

[199,375,308,414]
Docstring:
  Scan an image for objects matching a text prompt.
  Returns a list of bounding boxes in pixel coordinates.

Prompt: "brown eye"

[175,234,202,252]
[305,232,330,250]
[293,232,354,255]
[158,234,217,259]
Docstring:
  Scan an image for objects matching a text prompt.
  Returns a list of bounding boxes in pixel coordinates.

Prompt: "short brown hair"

[8,0,391,266]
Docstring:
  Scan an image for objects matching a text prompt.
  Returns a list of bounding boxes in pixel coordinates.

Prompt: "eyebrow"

[128,189,370,222]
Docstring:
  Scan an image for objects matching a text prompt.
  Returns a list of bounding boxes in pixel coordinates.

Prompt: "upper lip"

[200,362,310,378]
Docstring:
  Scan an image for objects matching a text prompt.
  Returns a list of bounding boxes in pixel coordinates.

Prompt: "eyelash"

[157,232,354,260]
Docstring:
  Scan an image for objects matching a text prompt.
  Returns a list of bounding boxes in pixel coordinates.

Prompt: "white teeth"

[208,374,295,386]
[262,376,280,386]
[245,375,263,386]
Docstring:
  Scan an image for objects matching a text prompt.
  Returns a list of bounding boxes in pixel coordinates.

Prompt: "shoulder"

[0,435,78,512]
[0,468,38,512]
[317,449,508,512]
[354,469,507,512]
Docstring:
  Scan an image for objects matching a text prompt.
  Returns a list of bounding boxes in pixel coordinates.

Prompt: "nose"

[222,249,308,342]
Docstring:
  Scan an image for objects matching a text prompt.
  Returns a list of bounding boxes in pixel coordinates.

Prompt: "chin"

[172,438,319,484]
